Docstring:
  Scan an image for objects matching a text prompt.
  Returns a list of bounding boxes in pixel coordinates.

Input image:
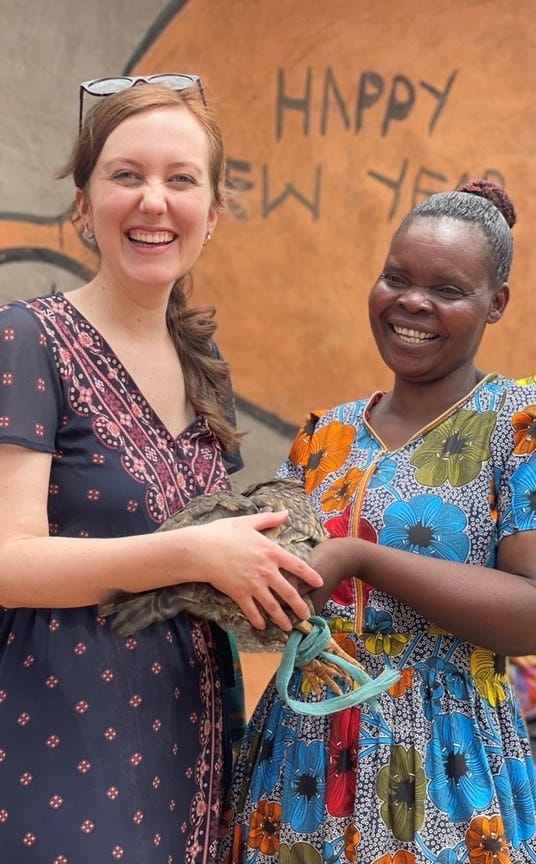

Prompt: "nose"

[396,284,431,313]
[139,180,167,215]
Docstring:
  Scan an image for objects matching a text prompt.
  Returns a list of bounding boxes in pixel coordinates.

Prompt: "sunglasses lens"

[148,74,198,89]
[85,77,134,95]
[79,74,205,130]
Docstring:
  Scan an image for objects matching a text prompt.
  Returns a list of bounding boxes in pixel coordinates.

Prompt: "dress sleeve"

[495,382,536,539]
[0,302,62,452]
[275,410,325,482]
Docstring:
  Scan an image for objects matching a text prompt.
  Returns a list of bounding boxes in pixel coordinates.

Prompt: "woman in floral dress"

[219,180,536,864]
[0,79,320,864]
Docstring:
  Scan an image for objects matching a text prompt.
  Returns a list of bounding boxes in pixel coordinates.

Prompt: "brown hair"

[60,83,240,452]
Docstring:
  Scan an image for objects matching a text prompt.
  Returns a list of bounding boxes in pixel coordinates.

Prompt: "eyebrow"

[101,157,203,173]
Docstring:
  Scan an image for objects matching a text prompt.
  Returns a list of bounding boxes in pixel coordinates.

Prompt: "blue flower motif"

[527,754,536,803]
[369,456,397,488]
[363,607,394,634]
[322,837,345,864]
[425,712,493,821]
[443,665,469,701]
[418,665,444,720]
[495,757,536,845]
[510,694,530,740]
[380,494,470,561]
[510,457,536,531]
[416,658,469,721]
[437,850,464,864]
[282,739,326,833]
[249,700,288,799]
[356,422,382,457]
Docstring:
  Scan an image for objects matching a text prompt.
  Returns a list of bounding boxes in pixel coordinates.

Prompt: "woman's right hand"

[185,510,323,631]
[307,537,368,613]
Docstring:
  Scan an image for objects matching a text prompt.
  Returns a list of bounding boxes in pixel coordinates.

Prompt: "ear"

[206,205,218,238]
[75,187,93,232]
[487,283,509,324]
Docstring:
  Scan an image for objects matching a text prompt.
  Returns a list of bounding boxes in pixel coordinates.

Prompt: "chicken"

[99,479,385,700]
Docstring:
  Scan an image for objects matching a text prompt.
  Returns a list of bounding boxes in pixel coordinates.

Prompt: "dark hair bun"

[456,179,516,228]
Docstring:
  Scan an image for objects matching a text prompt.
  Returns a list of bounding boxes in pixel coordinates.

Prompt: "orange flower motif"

[289,412,325,467]
[320,467,365,513]
[388,667,414,697]
[466,814,509,864]
[512,405,536,454]
[304,421,355,493]
[373,852,415,864]
[343,822,361,862]
[248,799,281,856]
[331,631,357,659]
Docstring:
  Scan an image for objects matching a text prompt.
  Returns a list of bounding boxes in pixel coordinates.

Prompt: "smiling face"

[368,216,509,386]
[76,104,217,296]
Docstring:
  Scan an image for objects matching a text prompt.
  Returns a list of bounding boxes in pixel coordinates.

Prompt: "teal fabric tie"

[275,616,399,716]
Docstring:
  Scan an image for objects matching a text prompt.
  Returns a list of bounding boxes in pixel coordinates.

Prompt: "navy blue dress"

[0,293,240,864]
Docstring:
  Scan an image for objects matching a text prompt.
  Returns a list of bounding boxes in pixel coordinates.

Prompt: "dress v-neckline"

[362,373,498,453]
[55,292,198,444]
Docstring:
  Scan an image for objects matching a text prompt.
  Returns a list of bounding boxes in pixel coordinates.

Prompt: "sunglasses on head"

[78,73,206,131]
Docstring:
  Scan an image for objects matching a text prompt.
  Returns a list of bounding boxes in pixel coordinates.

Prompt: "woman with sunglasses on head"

[219,181,536,864]
[0,77,321,864]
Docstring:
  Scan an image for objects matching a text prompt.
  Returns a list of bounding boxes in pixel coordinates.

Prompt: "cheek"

[368,283,390,318]
[172,192,213,229]
[90,193,127,231]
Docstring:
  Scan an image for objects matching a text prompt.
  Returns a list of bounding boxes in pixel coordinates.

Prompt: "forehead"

[98,105,210,163]
[385,216,494,286]
[390,217,489,265]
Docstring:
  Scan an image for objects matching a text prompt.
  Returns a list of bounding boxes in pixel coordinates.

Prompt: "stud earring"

[204,231,212,245]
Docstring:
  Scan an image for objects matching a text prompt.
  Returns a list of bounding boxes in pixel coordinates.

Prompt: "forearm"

[0,512,322,632]
[0,529,196,608]
[311,538,536,656]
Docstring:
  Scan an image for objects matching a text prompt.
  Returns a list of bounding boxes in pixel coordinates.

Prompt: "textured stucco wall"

[0,0,292,483]
[1,0,534,489]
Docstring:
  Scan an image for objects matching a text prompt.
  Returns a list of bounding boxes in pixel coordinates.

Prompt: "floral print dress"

[0,293,241,864]
[220,375,536,864]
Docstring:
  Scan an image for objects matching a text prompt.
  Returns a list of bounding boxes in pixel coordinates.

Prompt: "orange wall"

[135,0,536,423]
[1,0,534,427]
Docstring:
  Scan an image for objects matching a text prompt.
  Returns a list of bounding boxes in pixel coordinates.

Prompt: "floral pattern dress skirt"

[219,375,536,864]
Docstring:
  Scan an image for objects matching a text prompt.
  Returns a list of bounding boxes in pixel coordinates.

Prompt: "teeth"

[393,325,436,344]
[128,230,175,244]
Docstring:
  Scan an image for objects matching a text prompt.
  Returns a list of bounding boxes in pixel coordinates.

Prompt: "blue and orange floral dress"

[0,293,242,864]
[220,375,536,864]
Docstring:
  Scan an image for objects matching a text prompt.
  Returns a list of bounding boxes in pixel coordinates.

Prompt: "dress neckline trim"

[362,373,498,452]
[41,292,205,445]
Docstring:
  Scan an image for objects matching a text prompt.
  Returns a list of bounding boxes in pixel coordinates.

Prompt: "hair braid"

[166,278,241,453]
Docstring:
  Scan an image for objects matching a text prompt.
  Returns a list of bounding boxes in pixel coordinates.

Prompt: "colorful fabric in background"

[509,378,536,759]
[510,657,536,720]
[219,374,536,864]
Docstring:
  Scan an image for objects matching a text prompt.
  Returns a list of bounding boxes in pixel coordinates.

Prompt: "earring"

[204,231,212,245]
[82,226,95,242]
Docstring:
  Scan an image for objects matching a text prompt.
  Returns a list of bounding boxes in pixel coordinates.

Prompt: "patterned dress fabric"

[0,293,239,864]
[220,375,536,864]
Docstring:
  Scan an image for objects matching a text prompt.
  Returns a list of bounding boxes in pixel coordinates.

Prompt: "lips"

[127,229,176,245]
[392,324,438,344]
